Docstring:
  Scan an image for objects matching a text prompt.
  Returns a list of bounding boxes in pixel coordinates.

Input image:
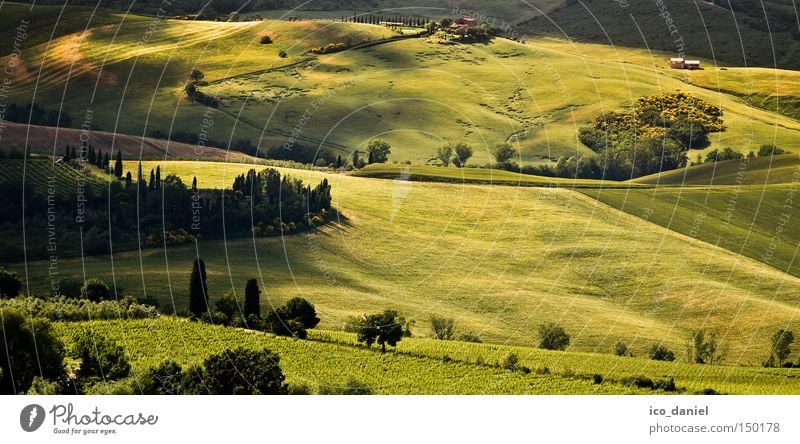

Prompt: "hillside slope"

[520,0,800,70]
[632,153,800,186]
[14,161,800,364]
[0,122,260,162]
[2,6,798,167]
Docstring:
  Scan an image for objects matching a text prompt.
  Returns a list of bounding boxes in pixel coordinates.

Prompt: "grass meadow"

[11,160,800,366]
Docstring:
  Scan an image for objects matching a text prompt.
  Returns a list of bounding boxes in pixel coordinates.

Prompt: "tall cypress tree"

[125,171,132,187]
[189,257,208,318]
[155,166,161,190]
[244,279,260,318]
[114,151,123,178]
[70,146,76,160]
[96,148,103,168]
[64,145,70,161]
[149,169,156,191]
[103,152,110,169]
[137,162,147,194]
[191,176,198,193]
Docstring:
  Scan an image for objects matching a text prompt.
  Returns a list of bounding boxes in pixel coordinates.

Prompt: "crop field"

[0,157,107,199]
[50,318,800,394]
[53,318,655,395]
[11,160,800,365]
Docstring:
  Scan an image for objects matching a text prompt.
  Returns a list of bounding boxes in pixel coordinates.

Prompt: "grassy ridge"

[632,154,800,186]
[13,161,800,364]
[53,318,800,394]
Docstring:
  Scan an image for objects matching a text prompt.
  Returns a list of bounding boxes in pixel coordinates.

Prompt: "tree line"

[0,154,334,260]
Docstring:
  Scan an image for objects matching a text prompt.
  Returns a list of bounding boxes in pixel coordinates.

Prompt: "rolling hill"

[11,160,800,365]
[2,5,799,168]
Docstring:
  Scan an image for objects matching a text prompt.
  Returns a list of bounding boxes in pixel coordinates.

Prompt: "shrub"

[81,278,111,302]
[593,374,604,384]
[278,50,288,58]
[649,344,676,361]
[757,144,787,157]
[0,309,65,394]
[430,315,455,340]
[288,383,311,395]
[266,297,320,338]
[502,353,520,372]
[0,267,22,298]
[202,347,288,395]
[140,361,182,395]
[614,341,632,357]
[0,296,158,321]
[72,329,131,381]
[622,375,654,389]
[318,377,372,395]
[537,323,570,350]
[215,292,241,323]
[260,35,272,44]
[653,378,677,392]
[459,333,482,343]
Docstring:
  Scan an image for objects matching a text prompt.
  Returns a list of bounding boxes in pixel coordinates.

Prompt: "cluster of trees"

[434,143,474,167]
[700,144,789,164]
[184,69,220,108]
[765,329,797,368]
[62,143,111,171]
[340,14,430,28]
[347,139,393,168]
[1,102,73,128]
[569,92,725,179]
[3,161,333,260]
[187,257,321,338]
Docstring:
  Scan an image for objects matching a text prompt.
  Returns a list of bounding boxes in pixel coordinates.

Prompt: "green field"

[10,160,800,366]
[52,318,800,394]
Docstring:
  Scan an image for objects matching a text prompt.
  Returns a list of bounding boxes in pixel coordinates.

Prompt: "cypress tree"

[155,165,161,190]
[189,257,208,318]
[114,151,123,178]
[137,163,147,194]
[125,171,132,187]
[336,154,342,168]
[103,152,110,169]
[64,145,70,161]
[149,169,156,191]
[70,146,76,160]
[95,148,102,168]
[88,145,96,164]
[192,176,198,193]
[244,279,260,318]
[352,149,360,168]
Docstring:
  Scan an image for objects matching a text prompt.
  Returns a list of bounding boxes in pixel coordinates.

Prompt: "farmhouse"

[684,60,701,70]
[669,57,701,70]
[453,17,477,27]
[670,57,685,69]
